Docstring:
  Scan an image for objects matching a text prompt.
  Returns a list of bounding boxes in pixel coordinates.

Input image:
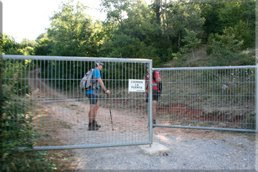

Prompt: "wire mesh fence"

[2,54,256,151]
[154,66,256,132]
[3,55,153,150]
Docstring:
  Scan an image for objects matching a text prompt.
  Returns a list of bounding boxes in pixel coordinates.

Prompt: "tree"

[200,0,255,47]
[101,0,161,65]
[2,34,20,54]
[101,0,131,25]
[160,1,205,58]
[207,27,254,66]
[1,34,35,55]
[200,0,225,39]
[152,0,162,25]
[47,1,95,56]
[19,39,36,55]
[181,29,201,58]
[217,0,255,48]
[34,33,52,55]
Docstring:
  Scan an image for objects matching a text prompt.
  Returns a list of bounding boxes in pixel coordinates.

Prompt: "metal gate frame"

[2,54,257,151]
[153,66,257,133]
[2,55,153,150]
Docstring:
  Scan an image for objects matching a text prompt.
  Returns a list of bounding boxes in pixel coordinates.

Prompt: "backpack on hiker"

[145,70,162,94]
[80,69,94,90]
[153,70,161,82]
[153,70,162,94]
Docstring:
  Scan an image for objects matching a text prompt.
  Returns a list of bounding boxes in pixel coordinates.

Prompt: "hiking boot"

[153,120,156,128]
[93,120,101,128]
[88,122,99,131]
[147,120,157,129]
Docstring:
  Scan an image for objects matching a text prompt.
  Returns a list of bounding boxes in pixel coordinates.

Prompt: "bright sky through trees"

[2,0,105,42]
[2,0,152,42]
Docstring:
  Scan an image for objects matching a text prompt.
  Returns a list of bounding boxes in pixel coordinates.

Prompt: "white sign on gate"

[128,79,145,92]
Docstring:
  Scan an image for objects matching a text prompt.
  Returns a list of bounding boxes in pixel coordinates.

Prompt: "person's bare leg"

[93,103,99,120]
[152,100,157,121]
[89,104,95,123]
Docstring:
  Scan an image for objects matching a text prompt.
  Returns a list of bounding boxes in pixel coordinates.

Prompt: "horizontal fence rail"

[153,66,256,132]
[2,55,153,150]
[3,55,151,63]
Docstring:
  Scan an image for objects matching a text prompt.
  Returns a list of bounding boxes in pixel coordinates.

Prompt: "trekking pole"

[109,106,114,131]
[107,94,114,131]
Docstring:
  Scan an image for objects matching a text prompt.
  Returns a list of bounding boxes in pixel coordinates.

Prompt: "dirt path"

[32,99,256,171]
[74,129,255,171]
[29,75,256,171]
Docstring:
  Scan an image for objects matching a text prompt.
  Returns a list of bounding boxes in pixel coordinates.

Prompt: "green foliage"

[100,0,206,65]
[200,0,224,38]
[46,2,96,56]
[3,0,255,67]
[201,0,255,47]
[179,29,201,59]
[171,28,201,65]
[1,0,256,170]
[2,35,21,54]
[19,39,36,55]
[101,0,131,23]
[207,27,254,66]
[182,29,201,51]
[1,34,36,55]
[231,20,255,48]
[162,1,205,48]
[101,0,161,66]
[33,1,105,90]
[3,61,30,96]
[207,27,244,54]
[34,34,53,55]
[1,60,54,171]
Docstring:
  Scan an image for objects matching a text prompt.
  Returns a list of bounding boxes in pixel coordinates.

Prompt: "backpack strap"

[91,68,99,90]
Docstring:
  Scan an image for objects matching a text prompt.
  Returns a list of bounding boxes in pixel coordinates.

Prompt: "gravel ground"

[73,128,256,171]
[33,100,256,171]
[32,100,256,171]
[30,78,256,171]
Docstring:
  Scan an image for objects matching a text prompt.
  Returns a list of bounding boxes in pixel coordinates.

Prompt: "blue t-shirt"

[86,68,101,95]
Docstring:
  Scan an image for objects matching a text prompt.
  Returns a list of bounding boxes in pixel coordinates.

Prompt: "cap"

[95,61,104,66]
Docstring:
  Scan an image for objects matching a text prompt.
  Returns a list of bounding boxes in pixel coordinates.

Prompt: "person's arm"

[93,68,110,94]
[97,78,110,94]
[145,73,149,93]
[158,82,162,94]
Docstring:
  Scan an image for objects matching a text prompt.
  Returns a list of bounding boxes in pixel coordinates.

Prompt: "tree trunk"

[192,49,195,59]
[154,0,162,25]
[177,33,181,48]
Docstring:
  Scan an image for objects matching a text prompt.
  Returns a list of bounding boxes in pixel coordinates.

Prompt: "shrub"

[1,59,55,171]
[206,28,255,66]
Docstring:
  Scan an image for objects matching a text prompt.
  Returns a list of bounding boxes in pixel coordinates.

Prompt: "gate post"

[256,64,258,132]
[148,61,153,145]
[3,55,153,150]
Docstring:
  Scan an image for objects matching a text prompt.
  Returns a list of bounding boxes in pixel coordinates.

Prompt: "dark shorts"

[146,90,160,102]
[86,94,98,104]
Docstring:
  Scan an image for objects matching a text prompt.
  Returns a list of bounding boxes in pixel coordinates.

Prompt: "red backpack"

[145,70,162,93]
[153,70,161,82]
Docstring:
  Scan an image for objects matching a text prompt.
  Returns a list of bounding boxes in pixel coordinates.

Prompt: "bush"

[1,59,55,171]
[206,28,255,66]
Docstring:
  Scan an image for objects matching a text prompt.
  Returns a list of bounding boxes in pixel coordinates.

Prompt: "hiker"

[145,70,162,126]
[86,62,110,131]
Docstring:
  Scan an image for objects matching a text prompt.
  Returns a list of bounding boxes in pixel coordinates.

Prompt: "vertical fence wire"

[154,66,256,132]
[3,55,152,149]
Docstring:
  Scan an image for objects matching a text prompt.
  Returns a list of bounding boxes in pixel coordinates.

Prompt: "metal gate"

[154,66,256,132]
[2,55,153,150]
[3,54,256,151]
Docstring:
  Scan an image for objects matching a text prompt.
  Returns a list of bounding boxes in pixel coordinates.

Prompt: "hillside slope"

[161,46,255,68]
